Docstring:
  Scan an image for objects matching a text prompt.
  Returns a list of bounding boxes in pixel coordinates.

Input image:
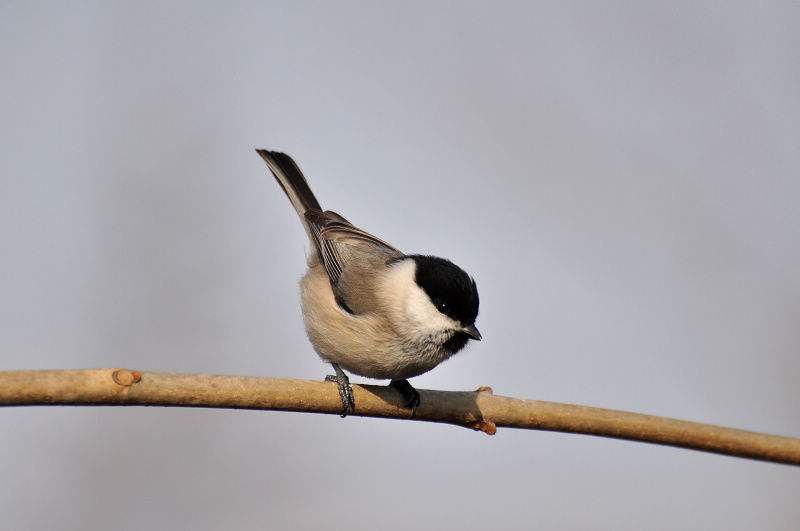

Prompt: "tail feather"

[256,149,322,218]
[257,149,336,274]
[256,149,398,289]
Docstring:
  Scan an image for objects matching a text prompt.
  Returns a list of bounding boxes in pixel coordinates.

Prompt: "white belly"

[299,267,453,380]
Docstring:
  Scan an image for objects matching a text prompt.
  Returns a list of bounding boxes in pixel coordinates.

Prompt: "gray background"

[2,1,799,529]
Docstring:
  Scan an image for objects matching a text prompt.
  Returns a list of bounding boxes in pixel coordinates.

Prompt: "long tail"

[256,149,373,287]
[256,149,322,219]
[257,149,343,279]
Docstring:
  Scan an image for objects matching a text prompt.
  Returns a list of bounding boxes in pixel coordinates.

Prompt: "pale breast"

[299,265,455,380]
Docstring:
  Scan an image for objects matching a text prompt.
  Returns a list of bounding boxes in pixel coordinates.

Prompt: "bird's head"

[385,255,480,354]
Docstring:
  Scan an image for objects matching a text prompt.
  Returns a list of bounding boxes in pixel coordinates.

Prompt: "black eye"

[434,299,448,312]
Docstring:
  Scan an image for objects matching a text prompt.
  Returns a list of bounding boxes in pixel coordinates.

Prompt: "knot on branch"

[112,369,142,387]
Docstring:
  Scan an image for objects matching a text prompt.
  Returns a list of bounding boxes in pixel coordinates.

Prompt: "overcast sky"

[2,2,799,530]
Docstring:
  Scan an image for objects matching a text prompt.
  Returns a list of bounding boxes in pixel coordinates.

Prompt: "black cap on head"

[408,255,479,325]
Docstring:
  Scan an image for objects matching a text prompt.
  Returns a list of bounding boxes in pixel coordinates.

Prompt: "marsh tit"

[256,150,481,416]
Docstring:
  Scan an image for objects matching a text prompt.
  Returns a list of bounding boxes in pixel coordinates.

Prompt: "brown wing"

[305,210,402,278]
[318,218,400,256]
[305,210,404,314]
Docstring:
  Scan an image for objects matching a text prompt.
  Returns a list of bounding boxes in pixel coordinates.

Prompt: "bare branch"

[1,368,798,466]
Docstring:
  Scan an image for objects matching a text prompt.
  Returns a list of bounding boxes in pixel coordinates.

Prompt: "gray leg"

[389,379,421,411]
[325,363,355,417]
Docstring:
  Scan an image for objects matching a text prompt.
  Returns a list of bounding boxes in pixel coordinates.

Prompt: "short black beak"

[462,324,482,341]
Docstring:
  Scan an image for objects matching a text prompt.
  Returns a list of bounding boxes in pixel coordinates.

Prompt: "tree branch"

[1,368,798,466]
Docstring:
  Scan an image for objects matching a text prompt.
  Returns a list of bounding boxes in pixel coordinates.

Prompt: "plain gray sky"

[2,1,799,530]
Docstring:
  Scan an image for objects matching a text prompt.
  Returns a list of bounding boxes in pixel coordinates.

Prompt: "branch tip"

[470,419,497,435]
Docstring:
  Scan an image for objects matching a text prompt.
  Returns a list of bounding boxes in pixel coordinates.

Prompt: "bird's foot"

[325,363,355,417]
[389,379,421,413]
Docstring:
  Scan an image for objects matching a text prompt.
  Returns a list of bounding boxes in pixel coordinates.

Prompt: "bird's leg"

[325,363,355,417]
[389,379,421,412]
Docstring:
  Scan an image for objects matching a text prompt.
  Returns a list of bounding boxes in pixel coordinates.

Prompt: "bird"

[256,149,481,416]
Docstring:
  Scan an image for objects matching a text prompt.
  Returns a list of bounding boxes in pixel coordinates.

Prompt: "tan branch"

[1,368,798,466]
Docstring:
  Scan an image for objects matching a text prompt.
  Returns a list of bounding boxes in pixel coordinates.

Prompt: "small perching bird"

[257,150,481,416]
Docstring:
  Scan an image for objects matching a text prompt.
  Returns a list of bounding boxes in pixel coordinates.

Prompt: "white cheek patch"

[404,280,458,330]
[380,259,460,334]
